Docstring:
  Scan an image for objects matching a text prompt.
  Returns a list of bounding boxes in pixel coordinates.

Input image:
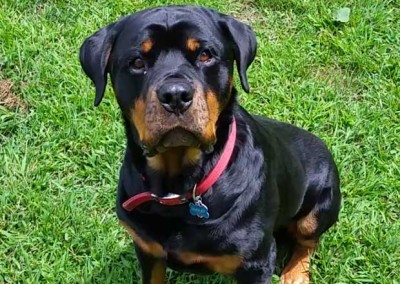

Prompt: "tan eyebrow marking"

[141,39,153,53]
[187,37,200,52]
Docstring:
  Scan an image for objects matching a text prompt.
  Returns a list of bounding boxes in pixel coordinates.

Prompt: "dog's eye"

[132,58,145,69]
[129,58,146,75]
[198,50,212,63]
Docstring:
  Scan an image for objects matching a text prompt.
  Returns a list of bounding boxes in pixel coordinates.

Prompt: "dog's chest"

[167,251,242,274]
[162,231,242,274]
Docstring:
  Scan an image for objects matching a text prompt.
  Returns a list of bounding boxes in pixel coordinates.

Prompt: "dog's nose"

[156,82,193,115]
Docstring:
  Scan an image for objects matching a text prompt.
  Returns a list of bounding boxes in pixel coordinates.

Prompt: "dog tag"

[189,198,209,219]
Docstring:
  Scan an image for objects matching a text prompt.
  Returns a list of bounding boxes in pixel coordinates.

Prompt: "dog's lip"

[141,127,217,156]
[155,127,200,152]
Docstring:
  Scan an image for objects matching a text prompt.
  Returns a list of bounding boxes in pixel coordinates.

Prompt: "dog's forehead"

[121,6,221,41]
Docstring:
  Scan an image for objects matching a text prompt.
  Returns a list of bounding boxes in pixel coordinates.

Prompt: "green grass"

[1,0,399,283]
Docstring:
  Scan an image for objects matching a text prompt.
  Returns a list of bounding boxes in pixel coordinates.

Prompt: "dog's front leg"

[234,238,276,284]
[119,220,166,283]
[135,245,166,284]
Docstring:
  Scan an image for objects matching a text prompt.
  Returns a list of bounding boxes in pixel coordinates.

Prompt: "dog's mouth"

[142,127,215,156]
[157,128,199,151]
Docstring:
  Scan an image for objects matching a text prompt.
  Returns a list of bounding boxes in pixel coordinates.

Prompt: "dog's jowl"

[80,6,341,284]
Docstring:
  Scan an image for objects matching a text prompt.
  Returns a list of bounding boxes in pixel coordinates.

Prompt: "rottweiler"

[79,5,341,284]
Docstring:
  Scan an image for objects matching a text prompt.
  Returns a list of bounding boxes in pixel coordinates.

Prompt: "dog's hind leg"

[280,215,317,284]
[281,181,341,284]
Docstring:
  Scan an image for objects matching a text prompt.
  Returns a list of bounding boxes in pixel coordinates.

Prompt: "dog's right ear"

[79,19,125,106]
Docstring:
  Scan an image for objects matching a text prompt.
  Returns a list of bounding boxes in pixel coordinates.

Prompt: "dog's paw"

[280,270,310,284]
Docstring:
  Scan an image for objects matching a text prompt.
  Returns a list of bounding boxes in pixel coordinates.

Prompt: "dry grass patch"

[0,79,28,110]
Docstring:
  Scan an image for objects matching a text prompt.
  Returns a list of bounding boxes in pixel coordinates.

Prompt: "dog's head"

[80,6,256,155]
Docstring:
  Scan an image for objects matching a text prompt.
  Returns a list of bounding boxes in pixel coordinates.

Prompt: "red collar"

[122,116,237,212]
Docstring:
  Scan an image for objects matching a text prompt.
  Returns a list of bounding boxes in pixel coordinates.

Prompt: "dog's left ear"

[79,18,126,106]
[220,16,257,93]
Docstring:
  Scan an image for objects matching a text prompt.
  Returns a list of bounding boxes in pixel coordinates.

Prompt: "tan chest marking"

[176,252,242,274]
[119,221,166,258]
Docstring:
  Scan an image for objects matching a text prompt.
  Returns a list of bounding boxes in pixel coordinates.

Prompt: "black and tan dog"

[80,5,341,284]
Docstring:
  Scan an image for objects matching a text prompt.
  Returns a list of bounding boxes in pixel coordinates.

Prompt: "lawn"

[1,0,399,283]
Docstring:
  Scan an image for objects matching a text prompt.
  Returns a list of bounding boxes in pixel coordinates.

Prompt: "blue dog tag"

[189,199,209,219]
